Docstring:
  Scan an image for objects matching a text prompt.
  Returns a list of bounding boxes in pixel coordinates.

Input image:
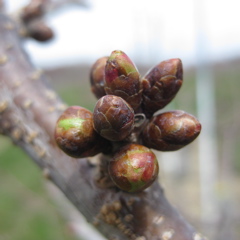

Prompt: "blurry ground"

[0,138,79,240]
[0,58,240,240]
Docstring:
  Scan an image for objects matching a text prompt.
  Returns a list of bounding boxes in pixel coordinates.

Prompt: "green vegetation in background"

[0,136,79,240]
[57,81,96,112]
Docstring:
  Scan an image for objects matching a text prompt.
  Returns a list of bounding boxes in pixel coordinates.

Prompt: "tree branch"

[0,8,207,240]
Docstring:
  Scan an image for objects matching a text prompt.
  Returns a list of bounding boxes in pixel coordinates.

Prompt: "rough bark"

[0,6,207,240]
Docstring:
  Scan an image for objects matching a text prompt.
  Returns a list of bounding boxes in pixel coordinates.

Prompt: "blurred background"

[0,0,240,239]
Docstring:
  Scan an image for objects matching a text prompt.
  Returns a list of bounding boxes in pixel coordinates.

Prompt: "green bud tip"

[58,118,85,131]
[105,50,138,83]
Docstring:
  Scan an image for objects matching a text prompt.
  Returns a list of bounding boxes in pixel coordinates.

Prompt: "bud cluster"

[20,1,54,42]
[55,50,201,193]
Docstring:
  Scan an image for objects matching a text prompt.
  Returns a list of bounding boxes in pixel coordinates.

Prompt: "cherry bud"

[142,110,201,151]
[90,56,108,99]
[142,58,183,118]
[108,144,159,193]
[21,1,43,22]
[104,50,142,111]
[55,106,110,158]
[93,95,134,141]
[27,21,54,42]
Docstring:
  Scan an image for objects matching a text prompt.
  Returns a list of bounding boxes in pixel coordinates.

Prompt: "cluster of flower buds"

[55,50,201,193]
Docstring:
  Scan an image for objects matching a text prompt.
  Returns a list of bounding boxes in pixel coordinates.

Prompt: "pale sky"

[6,0,240,68]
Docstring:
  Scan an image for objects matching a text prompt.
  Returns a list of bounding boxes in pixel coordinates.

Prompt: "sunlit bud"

[104,50,142,111]
[142,58,183,118]
[93,95,134,141]
[90,56,108,99]
[108,144,159,193]
[142,110,201,151]
[55,106,111,158]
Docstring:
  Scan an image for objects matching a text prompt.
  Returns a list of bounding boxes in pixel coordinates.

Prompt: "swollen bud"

[21,1,43,22]
[90,56,108,99]
[104,50,142,111]
[55,106,110,158]
[93,95,134,141]
[108,144,159,193]
[142,110,201,151]
[27,21,54,42]
[142,58,183,118]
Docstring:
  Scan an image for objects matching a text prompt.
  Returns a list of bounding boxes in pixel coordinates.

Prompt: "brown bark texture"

[0,2,207,240]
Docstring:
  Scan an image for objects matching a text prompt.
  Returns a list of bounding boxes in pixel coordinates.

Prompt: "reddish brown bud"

[93,95,134,141]
[142,110,201,151]
[142,58,183,118]
[104,50,142,111]
[27,21,54,42]
[55,106,111,158]
[21,1,43,22]
[90,56,108,99]
[108,144,159,193]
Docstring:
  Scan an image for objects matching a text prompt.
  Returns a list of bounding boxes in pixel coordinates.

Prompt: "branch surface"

[0,11,207,240]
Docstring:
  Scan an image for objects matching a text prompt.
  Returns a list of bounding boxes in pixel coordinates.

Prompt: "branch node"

[13,80,22,88]
[0,100,8,113]
[24,130,39,143]
[98,200,137,239]
[33,144,47,158]
[135,237,146,240]
[127,197,136,207]
[56,103,68,111]
[22,99,33,109]
[29,69,43,81]
[47,106,56,112]
[0,54,8,65]
[10,127,23,141]
[124,214,134,223]
[42,167,51,180]
[162,229,174,240]
[45,89,57,100]
[193,233,208,240]
[153,215,165,225]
